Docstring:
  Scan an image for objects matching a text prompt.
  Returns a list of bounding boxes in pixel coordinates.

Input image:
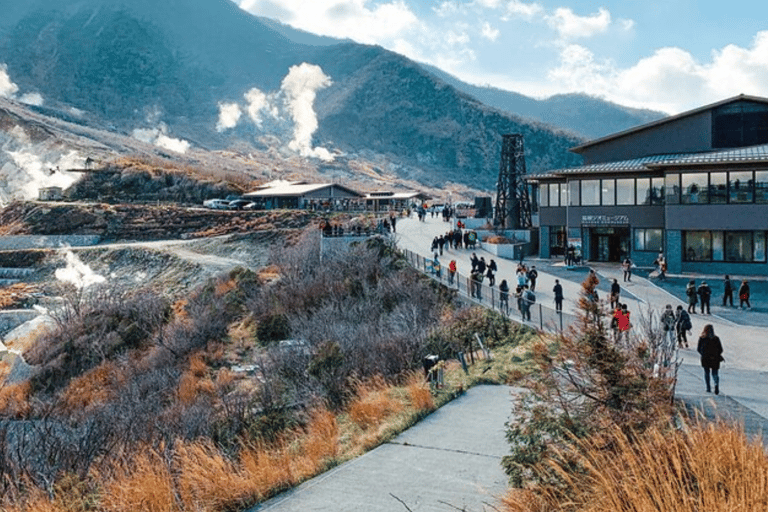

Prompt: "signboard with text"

[581,215,629,227]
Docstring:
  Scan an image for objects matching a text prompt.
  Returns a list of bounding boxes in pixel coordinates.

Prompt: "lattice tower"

[494,134,532,229]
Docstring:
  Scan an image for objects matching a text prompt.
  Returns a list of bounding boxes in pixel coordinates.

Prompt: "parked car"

[227,199,254,210]
[203,199,230,210]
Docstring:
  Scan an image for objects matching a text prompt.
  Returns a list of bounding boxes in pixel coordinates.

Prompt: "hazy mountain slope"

[0,0,584,190]
[422,64,665,139]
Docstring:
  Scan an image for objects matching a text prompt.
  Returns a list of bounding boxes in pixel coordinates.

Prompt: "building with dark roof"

[531,94,768,275]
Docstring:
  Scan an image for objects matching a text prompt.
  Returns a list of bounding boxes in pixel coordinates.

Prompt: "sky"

[236,0,768,115]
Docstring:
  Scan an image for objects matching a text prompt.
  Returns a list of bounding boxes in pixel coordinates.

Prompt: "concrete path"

[250,385,519,512]
[395,215,768,442]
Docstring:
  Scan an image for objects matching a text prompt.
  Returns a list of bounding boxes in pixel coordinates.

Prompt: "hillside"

[0,0,584,192]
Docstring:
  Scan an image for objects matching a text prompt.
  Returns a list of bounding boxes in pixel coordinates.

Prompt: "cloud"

[480,21,499,41]
[0,64,19,98]
[546,7,611,40]
[546,31,768,113]
[502,0,543,21]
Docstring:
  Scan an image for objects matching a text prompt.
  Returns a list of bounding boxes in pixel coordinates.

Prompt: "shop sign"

[581,214,629,227]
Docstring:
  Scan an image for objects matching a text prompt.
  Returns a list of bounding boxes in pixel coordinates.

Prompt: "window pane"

[634,229,645,251]
[602,179,615,205]
[616,178,634,205]
[569,180,580,206]
[581,179,600,205]
[712,231,724,261]
[541,184,550,207]
[729,171,754,203]
[561,183,569,207]
[684,231,711,261]
[681,173,708,204]
[756,171,768,204]
[651,177,664,205]
[665,173,680,204]
[756,232,767,262]
[709,172,727,204]
[646,229,663,252]
[636,178,651,205]
[725,231,753,261]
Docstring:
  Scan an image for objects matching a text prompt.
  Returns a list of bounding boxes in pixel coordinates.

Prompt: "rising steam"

[132,123,191,154]
[0,64,19,98]
[55,250,106,289]
[217,63,334,161]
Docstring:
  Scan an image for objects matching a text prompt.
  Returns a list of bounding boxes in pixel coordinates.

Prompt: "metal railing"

[401,248,579,334]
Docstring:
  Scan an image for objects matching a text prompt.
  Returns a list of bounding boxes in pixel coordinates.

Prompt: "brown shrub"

[348,377,403,429]
[59,361,124,414]
[0,381,32,418]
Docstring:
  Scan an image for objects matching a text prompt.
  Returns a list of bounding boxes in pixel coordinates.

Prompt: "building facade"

[533,95,768,276]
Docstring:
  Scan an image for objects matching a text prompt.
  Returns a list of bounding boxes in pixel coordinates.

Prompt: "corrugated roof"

[530,143,768,180]
[244,183,361,197]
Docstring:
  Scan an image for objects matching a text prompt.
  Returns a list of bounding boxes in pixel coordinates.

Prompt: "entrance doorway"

[590,227,630,262]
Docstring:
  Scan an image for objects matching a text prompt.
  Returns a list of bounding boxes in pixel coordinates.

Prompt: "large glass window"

[569,180,580,206]
[712,231,724,261]
[636,178,651,205]
[549,226,566,255]
[729,171,754,203]
[755,232,767,261]
[616,178,634,205]
[560,183,568,208]
[756,171,768,204]
[684,231,712,261]
[540,184,549,207]
[546,183,557,207]
[581,179,600,205]
[681,173,708,204]
[665,174,680,204]
[602,179,615,206]
[634,229,663,252]
[725,231,753,261]
[650,177,664,205]
[709,172,728,204]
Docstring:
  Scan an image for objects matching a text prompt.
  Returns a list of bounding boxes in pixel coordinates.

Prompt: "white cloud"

[502,0,543,21]
[546,7,611,40]
[132,125,191,154]
[0,64,19,98]
[545,31,768,113]
[480,21,499,41]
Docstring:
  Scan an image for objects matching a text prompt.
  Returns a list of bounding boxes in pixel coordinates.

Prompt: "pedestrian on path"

[660,304,677,347]
[521,285,535,321]
[697,324,724,394]
[553,279,563,313]
[686,280,698,314]
[448,259,457,285]
[675,305,692,348]
[723,274,734,306]
[739,280,751,309]
[610,278,621,310]
[613,303,631,343]
[622,257,633,282]
[499,279,510,314]
[527,265,538,291]
[470,252,478,272]
[697,280,712,315]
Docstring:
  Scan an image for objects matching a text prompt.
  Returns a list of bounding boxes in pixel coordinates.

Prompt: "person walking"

[697,324,724,394]
[722,275,734,306]
[499,279,510,314]
[610,279,621,310]
[622,257,633,282]
[660,304,677,347]
[448,259,457,285]
[675,305,692,348]
[527,265,538,291]
[553,279,563,313]
[520,285,534,321]
[738,280,751,309]
[613,303,631,343]
[686,280,698,314]
[488,259,498,286]
[470,252,479,272]
[697,280,712,315]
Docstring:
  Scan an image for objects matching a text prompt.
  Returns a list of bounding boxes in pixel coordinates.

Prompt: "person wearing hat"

[697,280,712,315]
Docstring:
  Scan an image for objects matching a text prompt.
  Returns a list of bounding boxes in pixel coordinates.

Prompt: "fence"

[401,248,579,334]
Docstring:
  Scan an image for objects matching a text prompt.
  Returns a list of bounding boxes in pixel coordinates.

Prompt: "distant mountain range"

[0,0,663,191]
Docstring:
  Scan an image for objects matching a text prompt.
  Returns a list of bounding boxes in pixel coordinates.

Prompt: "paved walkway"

[250,386,519,512]
[395,215,768,442]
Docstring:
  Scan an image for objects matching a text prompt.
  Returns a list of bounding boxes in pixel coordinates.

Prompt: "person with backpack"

[675,305,692,348]
[697,280,712,315]
[660,304,677,347]
[520,285,535,321]
[686,280,698,314]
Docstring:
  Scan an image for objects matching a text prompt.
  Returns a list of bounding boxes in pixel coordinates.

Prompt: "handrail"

[400,248,578,334]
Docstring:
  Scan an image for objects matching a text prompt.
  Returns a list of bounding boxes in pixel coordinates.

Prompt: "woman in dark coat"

[697,324,723,394]
[738,280,751,309]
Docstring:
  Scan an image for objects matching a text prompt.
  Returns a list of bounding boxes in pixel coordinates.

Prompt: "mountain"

[421,65,666,139]
[0,0,586,191]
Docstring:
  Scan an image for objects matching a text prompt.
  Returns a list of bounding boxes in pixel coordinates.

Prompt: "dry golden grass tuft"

[501,420,768,512]
[98,448,177,512]
[59,361,124,413]
[348,376,404,429]
[178,354,215,405]
[0,380,31,418]
[405,373,435,411]
[214,278,237,297]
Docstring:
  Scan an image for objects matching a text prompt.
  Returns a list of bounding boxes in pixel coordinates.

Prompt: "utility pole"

[494,134,532,230]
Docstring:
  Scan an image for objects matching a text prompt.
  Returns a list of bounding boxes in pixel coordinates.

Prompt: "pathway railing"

[401,248,579,334]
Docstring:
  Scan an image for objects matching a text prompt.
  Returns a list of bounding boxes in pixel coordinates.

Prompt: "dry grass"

[0,380,31,418]
[348,376,405,428]
[501,420,768,512]
[59,361,124,413]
